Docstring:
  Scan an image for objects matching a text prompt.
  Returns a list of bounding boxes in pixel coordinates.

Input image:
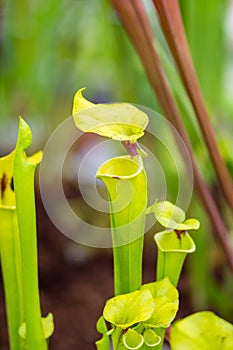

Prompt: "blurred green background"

[1,0,233,331]
[0,0,156,150]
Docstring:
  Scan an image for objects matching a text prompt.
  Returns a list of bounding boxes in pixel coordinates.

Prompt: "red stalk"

[111,0,233,272]
[152,0,233,212]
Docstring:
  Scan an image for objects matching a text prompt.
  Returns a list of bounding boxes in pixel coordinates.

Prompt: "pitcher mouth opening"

[96,155,143,180]
[154,230,196,253]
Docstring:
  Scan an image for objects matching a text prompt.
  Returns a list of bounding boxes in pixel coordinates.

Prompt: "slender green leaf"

[0,208,24,350]
[14,117,47,350]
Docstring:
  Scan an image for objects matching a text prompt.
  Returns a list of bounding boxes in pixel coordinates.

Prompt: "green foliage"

[14,118,51,349]
[73,88,149,143]
[0,150,23,350]
[19,313,54,340]
[148,201,199,288]
[0,117,53,349]
[103,289,155,329]
[72,91,200,350]
[147,201,200,231]
[98,278,178,350]
[96,155,147,295]
[1,1,233,348]
[154,229,196,287]
[96,317,111,350]
[122,329,144,349]
[170,311,233,350]
[140,279,179,329]
[143,329,161,347]
[154,230,196,253]
[179,0,227,111]
[0,0,154,144]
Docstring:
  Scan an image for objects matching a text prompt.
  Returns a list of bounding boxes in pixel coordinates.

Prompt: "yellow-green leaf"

[147,201,200,231]
[170,311,233,350]
[141,278,179,328]
[103,289,155,329]
[72,87,94,114]
[147,201,185,228]
[72,88,148,142]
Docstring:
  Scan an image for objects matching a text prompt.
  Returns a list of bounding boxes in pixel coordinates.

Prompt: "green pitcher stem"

[155,247,184,350]
[109,183,146,295]
[14,118,47,350]
[109,186,146,295]
[15,168,47,350]
[156,249,187,287]
[154,230,196,349]
[112,327,123,350]
[97,156,147,296]
[154,328,165,350]
[155,230,196,287]
[0,209,24,350]
[111,226,145,296]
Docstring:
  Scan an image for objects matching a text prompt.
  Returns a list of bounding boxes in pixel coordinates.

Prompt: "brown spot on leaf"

[174,229,186,240]
[1,173,8,199]
[10,177,14,191]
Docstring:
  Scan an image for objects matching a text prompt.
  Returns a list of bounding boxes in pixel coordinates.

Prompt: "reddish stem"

[121,141,138,157]
[152,0,233,212]
[111,0,233,272]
